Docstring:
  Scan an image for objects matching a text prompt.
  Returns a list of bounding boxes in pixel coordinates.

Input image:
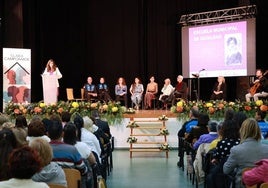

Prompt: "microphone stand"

[192,69,205,102]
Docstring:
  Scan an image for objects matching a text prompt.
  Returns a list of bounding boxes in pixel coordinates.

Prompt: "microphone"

[192,73,199,77]
[200,68,205,71]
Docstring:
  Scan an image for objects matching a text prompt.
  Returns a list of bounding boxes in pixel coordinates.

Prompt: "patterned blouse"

[213,138,240,161]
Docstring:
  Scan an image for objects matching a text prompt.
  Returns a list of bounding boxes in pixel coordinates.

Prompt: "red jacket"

[242,159,268,186]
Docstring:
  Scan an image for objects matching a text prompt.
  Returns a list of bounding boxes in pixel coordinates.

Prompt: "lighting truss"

[178,5,257,26]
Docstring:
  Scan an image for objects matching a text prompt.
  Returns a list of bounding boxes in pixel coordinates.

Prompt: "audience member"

[26,120,51,144]
[82,116,102,162]
[233,111,248,128]
[185,112,210,145]
[144,76,158,110]
[242,159,268,187]
[129,77,144,110]
[61,111,71,127]
[255,109,268,138]
[0,129,18,181]
[91,109,112,139]
[0,146,49,188]
[29,138,67,187]
[47,120,88,176]
[0,113,9,127]
[223,118,268,188]
[193,121,218,150]
[206,119,240,188]
[115,77,128,107]
[177,106,199,167]
[210,76,226,100]
[15,114,28,130]
[63,122,97,188]
[2,121,27,147]
[97,77,112,103]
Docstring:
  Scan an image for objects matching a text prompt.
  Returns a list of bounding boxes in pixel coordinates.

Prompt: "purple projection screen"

[181,18,256,78]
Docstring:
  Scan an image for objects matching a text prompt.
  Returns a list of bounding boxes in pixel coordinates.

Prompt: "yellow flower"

[206,102,213,107]
[72,102,79,108]
[39,102,46,108]
[177,101,184,107]
[19,105,24,111]
[112,106,118,112]
[255,100,263,106]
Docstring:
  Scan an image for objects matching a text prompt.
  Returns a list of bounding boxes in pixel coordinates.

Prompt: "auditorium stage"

[110,109,182,149]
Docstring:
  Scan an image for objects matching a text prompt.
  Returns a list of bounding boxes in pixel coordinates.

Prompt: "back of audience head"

[8,146,42,179]
[49,114,62,124]
[28,120,46,137]
[233,111,248,128]
[15,115,28,128]
[29,138,53,167]
[2,122,27,147]
[197,112,210,127]
[61,111,71,123]
[221,119,240,139]
[48,120,63,140]
[255,109,266,121]
[0,113,9,127]
[63,122,77,145]
[42,118,53,135]
[208,121,218,133]
[190,106,199,118]
[240,118,261,143]
[224,107,235,121]
[73,113,84,141]
[83,116,94,132]
[0,129,17,181]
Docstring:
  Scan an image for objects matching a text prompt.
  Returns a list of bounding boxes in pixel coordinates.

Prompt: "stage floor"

[123,109,178,119]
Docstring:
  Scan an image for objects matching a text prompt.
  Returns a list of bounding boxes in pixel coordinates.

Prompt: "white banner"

[2,48,31,110]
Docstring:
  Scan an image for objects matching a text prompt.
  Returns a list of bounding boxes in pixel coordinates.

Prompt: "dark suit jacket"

[95,118,112,139]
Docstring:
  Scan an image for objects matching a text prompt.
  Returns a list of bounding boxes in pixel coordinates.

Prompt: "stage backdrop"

[2,48,31,111]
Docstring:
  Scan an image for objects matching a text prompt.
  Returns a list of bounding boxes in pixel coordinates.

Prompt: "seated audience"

[129,77,144,110]
[223,118,268,188]
[2,121,27,147]
[97,77,112,103]
[84,76,98,101]
[242,159,268,187]
[115,77,128,107]
[61,111,71,127]
[0,129,18,181]
[144,76,158,110]
[0,146,49,188]
[255,109,268,138]
[206,119,240,188]
[192,121,218,150]
[29,138,67,187]
[210,76,226,100]
[177,106,199,167]
[47,119,88,176]
[185,112,210,145]
[91,109,112,139]
[26,120,51,144]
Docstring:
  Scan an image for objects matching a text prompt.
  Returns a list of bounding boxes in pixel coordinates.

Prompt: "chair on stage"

[66,88,84,102]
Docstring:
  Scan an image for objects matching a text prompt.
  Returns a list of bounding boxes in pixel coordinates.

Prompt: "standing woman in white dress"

[42,59,62,99]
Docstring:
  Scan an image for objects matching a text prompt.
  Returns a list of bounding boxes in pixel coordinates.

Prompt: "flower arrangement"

[4,100,124,125]
[126,120,139,128]
[160,143,171,151]
[159,127,169,135]
[170,99,268,121]
[127,136,137,143]
[158,115,168,121]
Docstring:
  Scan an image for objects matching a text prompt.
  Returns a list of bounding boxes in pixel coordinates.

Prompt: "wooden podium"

[42,74,58,104]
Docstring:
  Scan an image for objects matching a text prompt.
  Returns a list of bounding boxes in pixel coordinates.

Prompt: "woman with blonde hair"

[210,76,226,100]
[223,118,268,188]
[29,138,67,187]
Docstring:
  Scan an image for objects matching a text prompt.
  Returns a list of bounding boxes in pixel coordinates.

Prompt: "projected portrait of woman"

[225,35,242,66]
